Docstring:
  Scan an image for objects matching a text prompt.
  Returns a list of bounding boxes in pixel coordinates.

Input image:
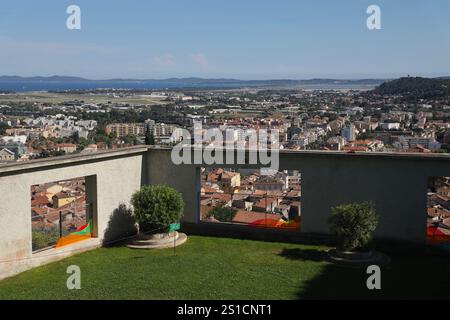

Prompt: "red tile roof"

[32,207,47,216]
[232,210,283,224]
[210,193,232,203]
[31,196,50,207]
[343,146,368,152]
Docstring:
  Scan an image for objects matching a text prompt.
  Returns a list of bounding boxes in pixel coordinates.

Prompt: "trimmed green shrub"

[131,185,184,233]
[207,206,237,223]
[329,202,379,251]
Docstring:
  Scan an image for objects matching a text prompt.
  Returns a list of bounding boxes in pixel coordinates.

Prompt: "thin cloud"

[191,53,209,69]
[152,54,176,67]
[0,36,120,55]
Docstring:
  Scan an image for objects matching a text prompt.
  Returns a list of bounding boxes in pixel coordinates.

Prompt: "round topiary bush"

[328,202,379,252]
[131,185,184,233]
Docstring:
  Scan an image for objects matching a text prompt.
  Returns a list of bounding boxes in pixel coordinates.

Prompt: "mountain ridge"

[0,75,387,85]
[372,76,450,98]
[2,75,449,92]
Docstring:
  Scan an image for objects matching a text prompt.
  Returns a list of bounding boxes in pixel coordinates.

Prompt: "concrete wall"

[0,147,147,280]
[146,148,450,243]
[1,146,449,279]
[278,152,450,242]
[144,148,200,224]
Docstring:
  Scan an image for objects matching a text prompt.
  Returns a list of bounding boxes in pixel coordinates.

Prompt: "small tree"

[145,127,155,145]
[329,202,378,251]
[207,206,237,223]
[131,185,184,233]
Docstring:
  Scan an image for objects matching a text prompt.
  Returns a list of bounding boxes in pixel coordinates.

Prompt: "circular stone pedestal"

[127,232,187,249]
[327,249,390,268]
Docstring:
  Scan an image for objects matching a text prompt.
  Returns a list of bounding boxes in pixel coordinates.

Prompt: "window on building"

[31,176,93,252]
[200,167,301,231]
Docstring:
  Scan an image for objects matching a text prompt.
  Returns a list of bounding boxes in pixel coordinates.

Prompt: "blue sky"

[0,0,449,79]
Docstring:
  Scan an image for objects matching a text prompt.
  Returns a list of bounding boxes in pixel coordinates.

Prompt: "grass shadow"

[279,248,329,262]
[281,246,450,299]
[103,203,138,246]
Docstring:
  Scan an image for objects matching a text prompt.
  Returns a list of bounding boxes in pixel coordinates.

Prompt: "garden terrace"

[0,236,449,300]
[0,146,449,280]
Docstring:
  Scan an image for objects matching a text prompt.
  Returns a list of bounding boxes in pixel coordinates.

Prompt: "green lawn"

[0,236,449,300]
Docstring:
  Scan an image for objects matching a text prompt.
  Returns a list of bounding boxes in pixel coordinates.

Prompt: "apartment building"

[105,123,145,137]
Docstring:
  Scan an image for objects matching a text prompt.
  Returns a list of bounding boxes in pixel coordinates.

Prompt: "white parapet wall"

[1,146,450,280]
[0,147,147,280]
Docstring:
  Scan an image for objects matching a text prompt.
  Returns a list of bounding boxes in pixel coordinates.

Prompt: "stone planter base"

[327,249,390,268]
[127,232,187,249]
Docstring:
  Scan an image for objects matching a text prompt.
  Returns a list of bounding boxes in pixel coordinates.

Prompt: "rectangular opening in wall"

[31,176,93,252]
[200,167,301,231]
[427,176,450,247]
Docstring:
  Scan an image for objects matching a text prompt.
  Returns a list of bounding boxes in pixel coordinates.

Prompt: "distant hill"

[0,75,89,83]
[0,75,386,91]
[373,77,450,99]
